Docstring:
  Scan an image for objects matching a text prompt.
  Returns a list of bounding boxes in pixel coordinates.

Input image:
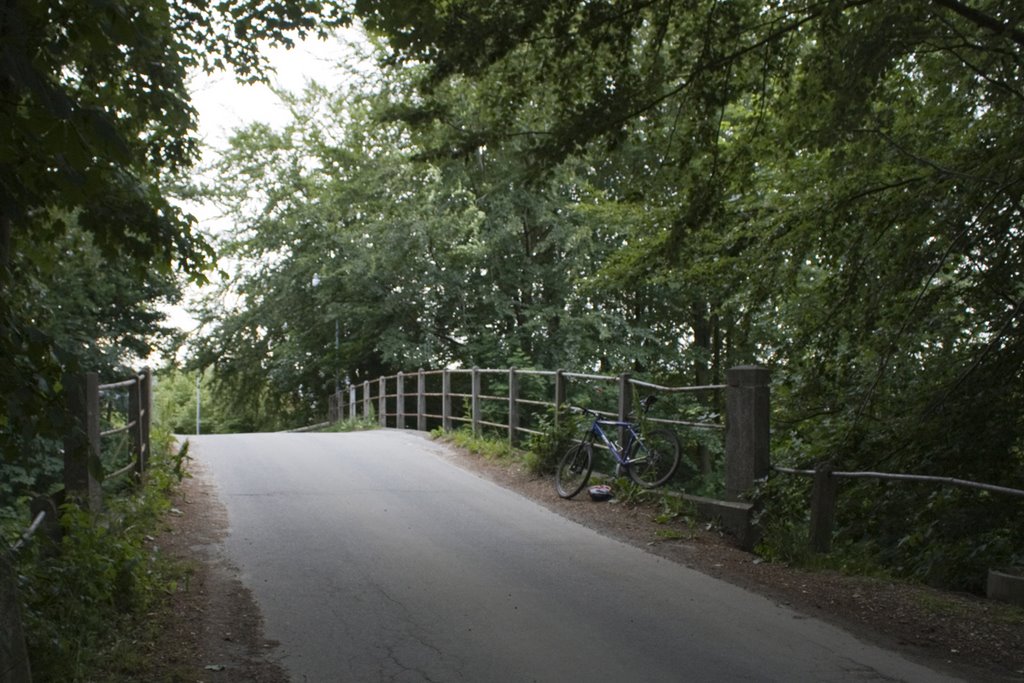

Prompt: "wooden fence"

[328,365,771,547]
[774,464,1024,553]
[62,368,153,512]
[1,368,154,682]
[326,363,1022,556]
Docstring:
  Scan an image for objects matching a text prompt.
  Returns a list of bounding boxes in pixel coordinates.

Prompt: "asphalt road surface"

[189,430,960,682]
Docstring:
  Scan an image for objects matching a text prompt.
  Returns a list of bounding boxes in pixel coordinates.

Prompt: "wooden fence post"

[508,367,520,447]
[417,369,427,432]
[810,464,838,553]
[471,367,482,437]
[63,371,102,511]
[0,551,32,683]
[378,376,387,428]
[618,372,632,448]
[442,370,452,432]
[128,374,143,479]
[724,366,771,502]
[139,367,151,474]
[363,380,371,419]
[396,372,405,429]
[349,383,356,420]
[554,369,566,431]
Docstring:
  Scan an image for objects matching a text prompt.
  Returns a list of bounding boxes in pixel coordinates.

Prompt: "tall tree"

[1,0,350,478]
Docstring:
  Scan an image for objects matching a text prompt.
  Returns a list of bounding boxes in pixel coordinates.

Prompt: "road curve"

[188,430,959,682]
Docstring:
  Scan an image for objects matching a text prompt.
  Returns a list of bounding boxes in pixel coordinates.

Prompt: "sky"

[189,30,362,150]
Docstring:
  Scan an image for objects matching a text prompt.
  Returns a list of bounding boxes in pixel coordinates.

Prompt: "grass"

[430,426,522,461]
[320,416,381,432]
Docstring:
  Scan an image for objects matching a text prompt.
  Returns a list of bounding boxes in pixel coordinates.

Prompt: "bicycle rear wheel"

[626,429,681,488]
[555,440,593,499]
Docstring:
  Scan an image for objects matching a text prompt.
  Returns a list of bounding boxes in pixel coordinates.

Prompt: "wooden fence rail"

[773,465,1024,553]
[331,367,728,440]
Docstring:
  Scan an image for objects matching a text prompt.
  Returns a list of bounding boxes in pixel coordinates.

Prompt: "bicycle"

[554,395,681,499]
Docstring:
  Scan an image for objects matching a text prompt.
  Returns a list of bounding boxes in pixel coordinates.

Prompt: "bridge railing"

[331,368,731,435]
[328,365,771,529]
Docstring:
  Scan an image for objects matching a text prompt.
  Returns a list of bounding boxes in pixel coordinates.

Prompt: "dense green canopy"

[190,0,1022,588]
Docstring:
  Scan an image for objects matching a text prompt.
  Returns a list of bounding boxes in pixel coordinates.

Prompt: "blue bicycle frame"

[581,409,650,468]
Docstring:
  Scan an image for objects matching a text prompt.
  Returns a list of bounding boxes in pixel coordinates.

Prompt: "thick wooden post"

[349,383,357,420]
[810,464,839,553]
[725,366,771,501]
[378,376,387,427]
[396,372,406,429]
[471,367,482,437]
[508,368,520,447]
[417,369,427,431]
[363,380,371,419]
[442,370,452,432]
[0,551,32,683]
[63,372,101,511]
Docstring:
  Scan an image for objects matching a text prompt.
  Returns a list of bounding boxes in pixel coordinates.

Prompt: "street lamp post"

[195,373,201,435]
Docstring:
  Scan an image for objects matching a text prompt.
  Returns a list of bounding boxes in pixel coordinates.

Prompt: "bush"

[10,428,188,681]
[524,408,580,477]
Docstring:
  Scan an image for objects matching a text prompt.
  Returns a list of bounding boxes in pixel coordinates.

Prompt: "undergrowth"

[321,415,381,432]
[6,428,191,681]
[431,426,521,461]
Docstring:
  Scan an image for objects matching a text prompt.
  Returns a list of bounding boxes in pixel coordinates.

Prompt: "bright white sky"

[163,27,369,344]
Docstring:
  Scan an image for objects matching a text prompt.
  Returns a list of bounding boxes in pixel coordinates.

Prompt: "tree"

[354,0,1024,586]
[180,0,1022,586]
[1,0,351,490]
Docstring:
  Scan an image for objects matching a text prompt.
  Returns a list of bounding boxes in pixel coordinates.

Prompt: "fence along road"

[189,430,961,683]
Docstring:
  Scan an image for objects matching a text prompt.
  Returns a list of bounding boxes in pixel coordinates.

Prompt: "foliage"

[608,477,655,507]
[321,415,380,432]
[653,495,697,530]
[180,1,1024,589]
[524,408,580,477]
[6,428,189,681]
[432,427,521,462]
[152,366,255,435]
[1,0,352,481]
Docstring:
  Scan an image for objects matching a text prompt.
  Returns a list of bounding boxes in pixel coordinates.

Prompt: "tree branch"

[932,0,1024,48]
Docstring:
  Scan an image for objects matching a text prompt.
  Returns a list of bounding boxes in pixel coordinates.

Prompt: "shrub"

[11,428,188,681]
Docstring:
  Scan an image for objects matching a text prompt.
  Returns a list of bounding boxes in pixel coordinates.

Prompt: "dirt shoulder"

[137,460,289,683]
[147,440,1023,682]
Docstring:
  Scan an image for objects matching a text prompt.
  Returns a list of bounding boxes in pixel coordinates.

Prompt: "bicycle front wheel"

[627,429,681,488]
[555,441,593,499]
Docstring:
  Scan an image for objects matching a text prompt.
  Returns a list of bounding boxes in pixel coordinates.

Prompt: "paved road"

[189,430,959,682]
